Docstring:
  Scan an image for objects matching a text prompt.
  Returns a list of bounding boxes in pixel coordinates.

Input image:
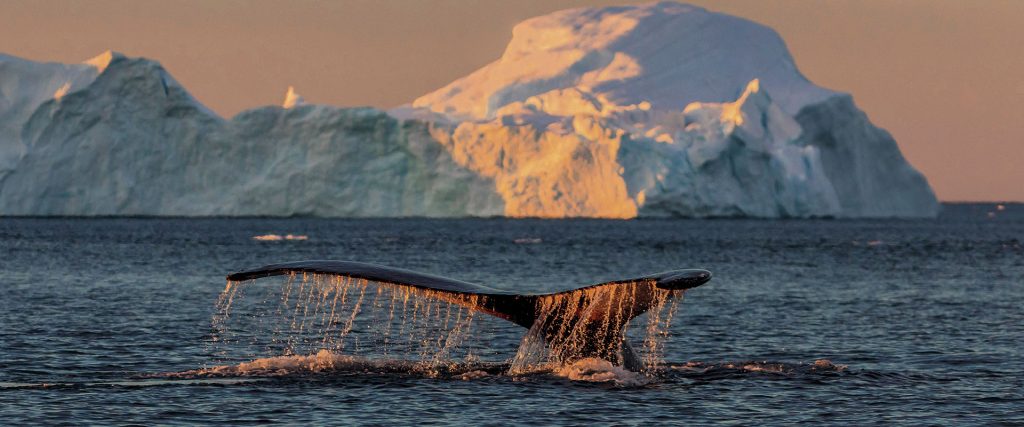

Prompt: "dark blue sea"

[1,203,1022,425]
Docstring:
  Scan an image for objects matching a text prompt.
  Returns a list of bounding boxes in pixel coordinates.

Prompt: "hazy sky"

[1,0,1021,202]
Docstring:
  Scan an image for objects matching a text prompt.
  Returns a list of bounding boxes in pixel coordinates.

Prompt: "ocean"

[1,203,1021,424]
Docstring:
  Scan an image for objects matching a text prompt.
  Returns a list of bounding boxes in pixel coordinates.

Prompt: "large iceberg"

[0,2,938,217]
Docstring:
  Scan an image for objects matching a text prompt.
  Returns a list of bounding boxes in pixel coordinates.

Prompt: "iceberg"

[0,53,502,216]
[0,2,938,217]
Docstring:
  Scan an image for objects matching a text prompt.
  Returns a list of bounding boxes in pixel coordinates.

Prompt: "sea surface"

[1,203,1021,425]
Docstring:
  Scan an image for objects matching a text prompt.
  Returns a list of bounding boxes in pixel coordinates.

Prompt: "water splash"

[509,282,681,374]
[209,274,684,378]
[211,274,486,372]
[165,350,510,380]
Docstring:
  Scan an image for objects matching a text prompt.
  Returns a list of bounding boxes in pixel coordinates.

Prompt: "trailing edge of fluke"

[226,260,709,325]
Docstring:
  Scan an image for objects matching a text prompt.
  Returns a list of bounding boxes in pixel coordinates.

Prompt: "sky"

[1,0,1020,202]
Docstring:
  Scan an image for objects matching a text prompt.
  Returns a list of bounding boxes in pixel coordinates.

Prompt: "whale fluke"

[226,260,711,370]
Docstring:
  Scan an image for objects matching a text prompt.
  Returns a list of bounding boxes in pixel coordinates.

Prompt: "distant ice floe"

[252,234,308,241]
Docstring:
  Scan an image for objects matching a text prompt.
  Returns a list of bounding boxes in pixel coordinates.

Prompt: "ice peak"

[282,86,305,109]
[742,78,761,95]
[413,1,834,120]
[507,1,702,55]
[83,50,125,73]
[723,79,769,121]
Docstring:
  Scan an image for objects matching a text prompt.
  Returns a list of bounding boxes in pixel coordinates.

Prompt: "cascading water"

[509,283,682,374]
[207,272,686,380]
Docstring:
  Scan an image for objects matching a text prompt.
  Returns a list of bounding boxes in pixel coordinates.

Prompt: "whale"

[227,260,711,371]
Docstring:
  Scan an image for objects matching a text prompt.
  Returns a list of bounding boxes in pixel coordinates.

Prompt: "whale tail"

[226,260,711,371]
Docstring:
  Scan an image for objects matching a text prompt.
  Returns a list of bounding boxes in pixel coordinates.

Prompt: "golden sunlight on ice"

[719,79,761,126]
[431,122,637,218]
[282,86,305,109]
[412,7,647,120]
[52,82,71,101]
[84,50,115,73]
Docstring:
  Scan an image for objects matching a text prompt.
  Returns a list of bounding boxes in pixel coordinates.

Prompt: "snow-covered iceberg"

[0,2,938,217]
[0,52,501,216]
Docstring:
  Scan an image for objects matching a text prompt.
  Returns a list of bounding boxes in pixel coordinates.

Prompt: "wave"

[153,351,848,388]
[666,359,849,381]
[165,350,509,380]
[2,356,854,391]
[158,350,649,386]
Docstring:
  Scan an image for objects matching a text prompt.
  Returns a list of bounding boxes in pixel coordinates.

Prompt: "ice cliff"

[0,2,938,217]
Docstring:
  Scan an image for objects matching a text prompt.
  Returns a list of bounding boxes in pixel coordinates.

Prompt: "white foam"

[459,370,490,380]
[554,358,647,386]
[193,350,394,377]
